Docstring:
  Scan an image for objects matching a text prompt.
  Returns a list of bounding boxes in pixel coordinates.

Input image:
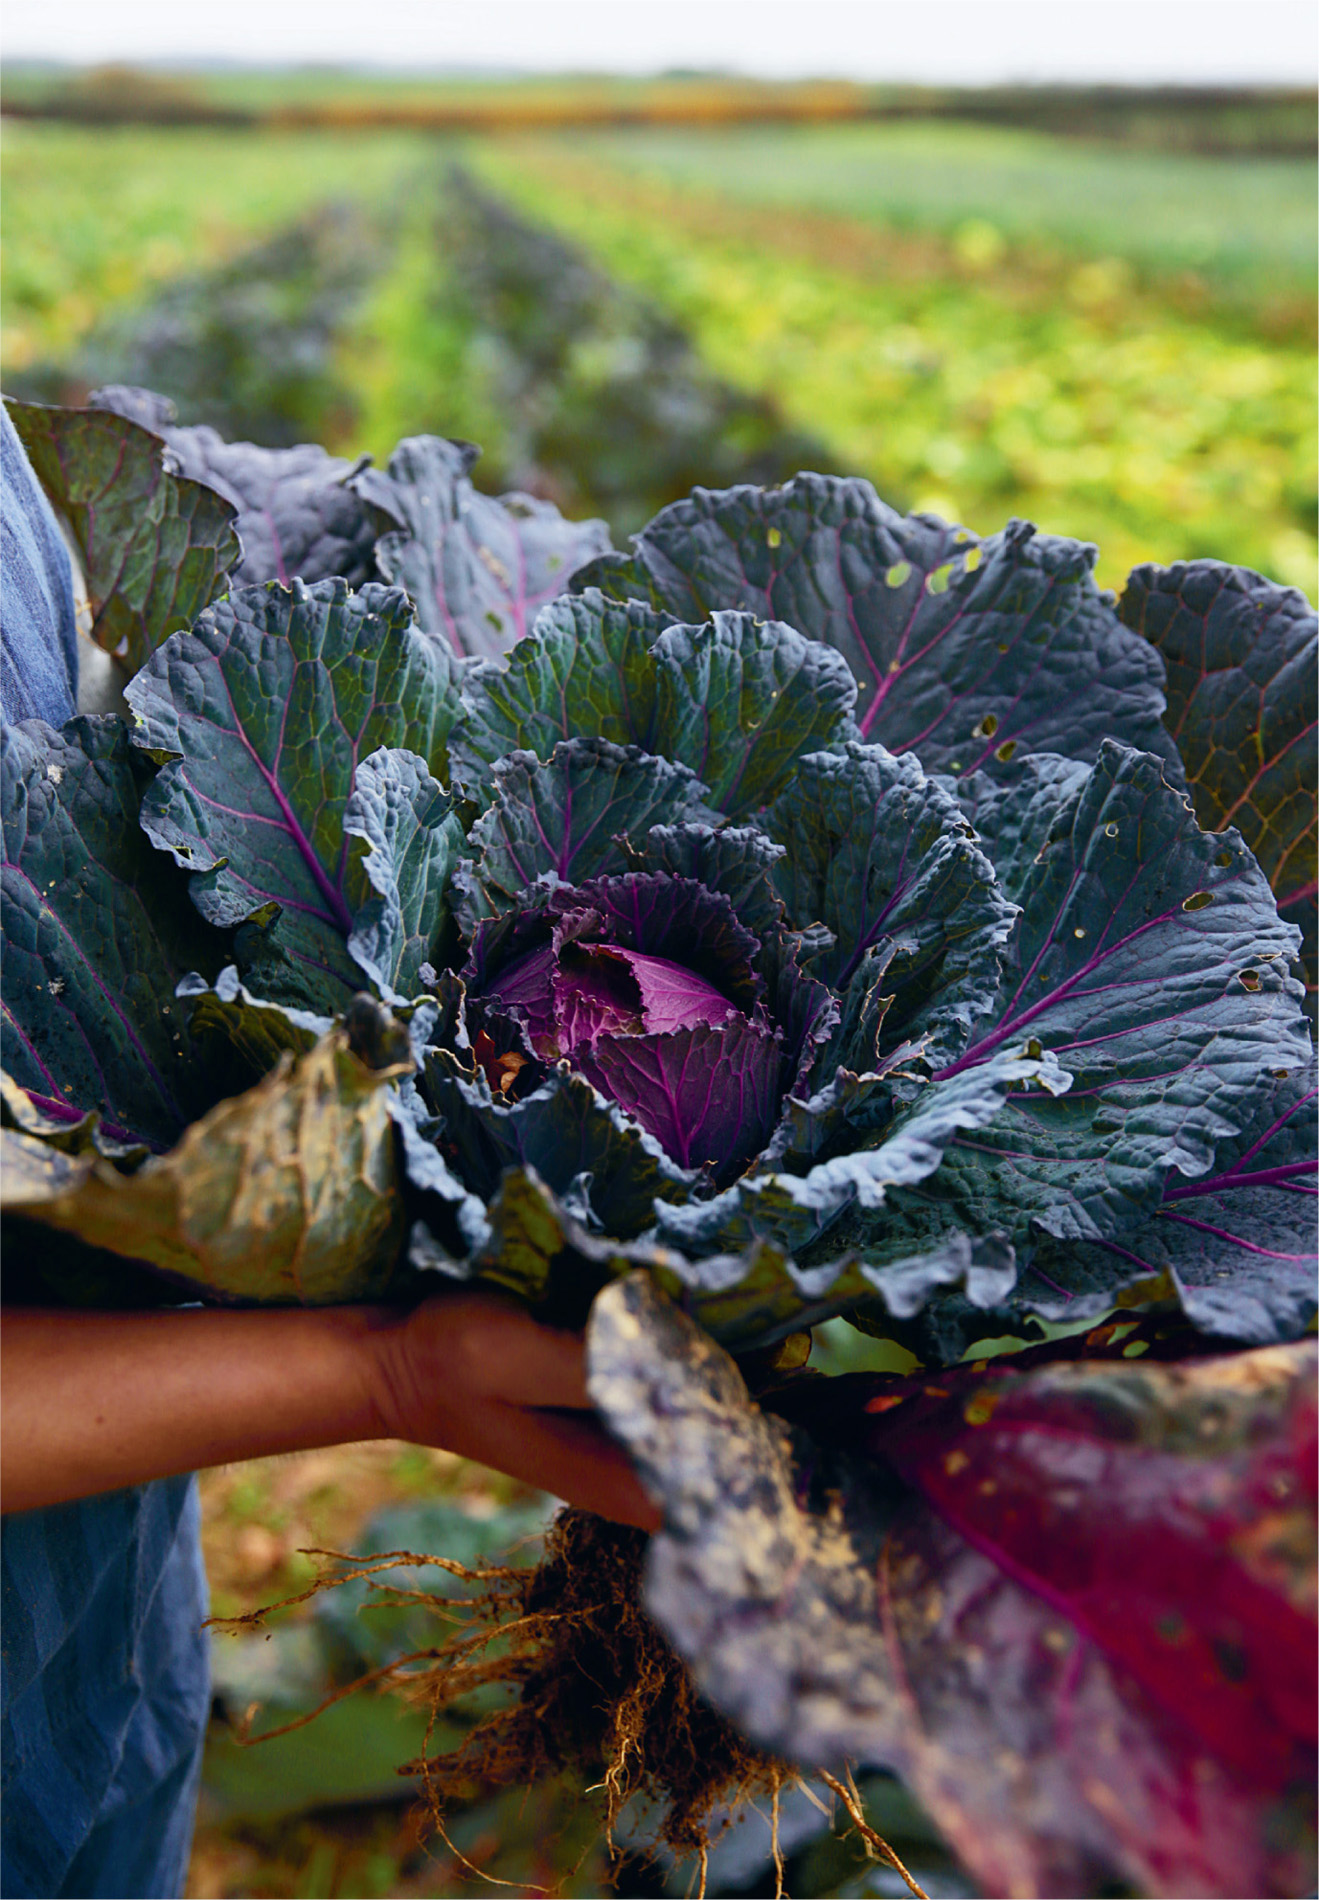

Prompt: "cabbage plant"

[3,392,1316,1897]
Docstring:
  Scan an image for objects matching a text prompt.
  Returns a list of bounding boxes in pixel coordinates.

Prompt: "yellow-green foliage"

[0,122,432,370]
[472,139,1317,596]
[552,122,1319,300]
[5,121,1312,597]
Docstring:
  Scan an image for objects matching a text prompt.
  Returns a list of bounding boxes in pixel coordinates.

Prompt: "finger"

[417,1398,662,1532]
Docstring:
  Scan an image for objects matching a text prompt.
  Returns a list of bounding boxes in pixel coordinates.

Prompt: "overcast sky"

[3,0,1316,86]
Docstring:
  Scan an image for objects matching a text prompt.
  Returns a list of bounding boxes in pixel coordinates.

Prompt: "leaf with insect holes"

[578,472,1177,782]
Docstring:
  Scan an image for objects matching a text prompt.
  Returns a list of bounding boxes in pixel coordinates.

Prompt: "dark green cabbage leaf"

[1,716,226,1146]
[1120,557,1318,1013]
[5,396,241,673]
[123,578,465,1014]
[577,473,1178,783]
[995,1055,1318,1349]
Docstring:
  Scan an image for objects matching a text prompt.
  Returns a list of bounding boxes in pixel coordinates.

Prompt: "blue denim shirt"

[1,405,210,1898]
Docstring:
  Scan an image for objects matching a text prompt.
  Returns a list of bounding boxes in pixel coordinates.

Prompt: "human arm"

[0,1295,660,1528]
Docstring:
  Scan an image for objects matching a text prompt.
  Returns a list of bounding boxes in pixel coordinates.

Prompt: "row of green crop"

[0,121,434,373]
[549,121,1319,301]
[4,132,828,539]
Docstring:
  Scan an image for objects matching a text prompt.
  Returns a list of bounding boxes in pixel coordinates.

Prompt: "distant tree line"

[2,64,1315,156]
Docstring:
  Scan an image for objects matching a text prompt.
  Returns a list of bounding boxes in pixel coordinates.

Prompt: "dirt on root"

[398,1507,791,1867]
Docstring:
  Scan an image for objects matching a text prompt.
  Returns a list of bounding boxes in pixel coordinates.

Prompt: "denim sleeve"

[1,412,209,1897]
[1,405,79,728]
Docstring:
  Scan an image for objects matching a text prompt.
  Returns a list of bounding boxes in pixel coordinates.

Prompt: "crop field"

[468,134,1318,593]
[537,120,1319,298]
[5,116,1312,595]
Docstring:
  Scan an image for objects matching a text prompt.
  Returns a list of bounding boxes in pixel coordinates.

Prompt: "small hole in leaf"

[994,739,1017,762]
[1215,849,1234,867]
[963,1391,1000,1425]
[926,563,954,595]
[964,545,982,572]
[766,526,782,548]
[885,561,911,588]
[973,712,999,739]
[1238,970,1262,991]
[1073,926,1086,939]
[1183,891,1214,911]
[1104,822,1119,837]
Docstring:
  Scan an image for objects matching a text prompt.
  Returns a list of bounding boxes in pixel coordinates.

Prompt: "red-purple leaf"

[875,1353,1317,1785]
[579,1017,781,1176]
[878,1499,1309,1899]
[589,1275,1318,1899]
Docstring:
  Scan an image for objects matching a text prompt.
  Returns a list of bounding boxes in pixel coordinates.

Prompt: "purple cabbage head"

[466,872,831,1178]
